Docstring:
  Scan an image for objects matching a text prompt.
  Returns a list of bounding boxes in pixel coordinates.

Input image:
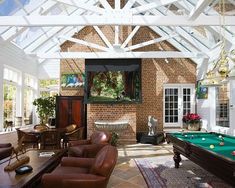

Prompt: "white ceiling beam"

[24,0,98,53]
[137,0,212,50]
[174,27,209,52]
[132,0,178,14]
[31,51,207,59]
[123,0,136,10]
[93,26,113,49]
[149,26,198,53]
[121,26,140,48]
[1,1,58,42]
[124,33,178,51]
[24,27,67,53]
[0,0,48,35]
[115,0,120,10]
[58,36,110,52]
[14,0,30,14]
[98,0,112,10]
[188,0,213,20]
[175,0,234,43]
[0,15,234,26]
[53,0,104,14]
[114,26,119,45]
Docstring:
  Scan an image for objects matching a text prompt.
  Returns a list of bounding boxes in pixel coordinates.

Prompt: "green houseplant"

[33,96,56,125]
[111,132,119,146]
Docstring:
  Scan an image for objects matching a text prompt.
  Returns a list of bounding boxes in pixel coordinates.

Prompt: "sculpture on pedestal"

[148,116,157,136]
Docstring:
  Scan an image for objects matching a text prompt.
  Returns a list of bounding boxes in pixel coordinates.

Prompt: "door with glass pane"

[164,84,195,127]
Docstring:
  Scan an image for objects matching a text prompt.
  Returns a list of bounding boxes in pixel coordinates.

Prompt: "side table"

[140,132,165,145]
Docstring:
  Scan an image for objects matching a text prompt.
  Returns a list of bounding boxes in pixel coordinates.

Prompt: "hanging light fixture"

[201,0,235,86]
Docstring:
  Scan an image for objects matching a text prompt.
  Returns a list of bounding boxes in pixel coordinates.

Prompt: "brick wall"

[60,25,196,143]
[133,27,196,132]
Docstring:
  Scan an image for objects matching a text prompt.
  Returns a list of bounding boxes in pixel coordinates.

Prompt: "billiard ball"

[218,135,222,139]
[231,151,235,156]
[209,145,215,149]
[202,138,205,141]
[219,142,224,146]
[184,135,188,137]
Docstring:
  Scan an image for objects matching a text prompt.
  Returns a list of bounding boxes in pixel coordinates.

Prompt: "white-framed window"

[39,79,59,97]
[24,74,37,125]
[216,84,230,128]
[3,66,21,128]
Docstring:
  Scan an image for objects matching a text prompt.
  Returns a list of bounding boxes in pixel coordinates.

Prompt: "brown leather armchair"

[42,145,118,188]
[68,131,111,158]
[0,143,13,160]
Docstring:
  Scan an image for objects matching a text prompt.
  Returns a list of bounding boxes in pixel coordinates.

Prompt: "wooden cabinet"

[56,96,86,137]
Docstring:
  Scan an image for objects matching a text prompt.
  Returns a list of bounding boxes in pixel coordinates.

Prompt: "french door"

[163,84,195,127]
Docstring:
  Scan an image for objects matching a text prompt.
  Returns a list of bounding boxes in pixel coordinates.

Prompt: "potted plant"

[33,96,56,125]
[182,113,201,131]
[111,132,119,146]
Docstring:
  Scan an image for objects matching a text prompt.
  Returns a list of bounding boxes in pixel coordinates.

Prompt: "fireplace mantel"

[94,120,129,131]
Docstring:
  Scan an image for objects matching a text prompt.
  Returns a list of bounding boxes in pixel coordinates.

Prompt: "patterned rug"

[134,155,232,188]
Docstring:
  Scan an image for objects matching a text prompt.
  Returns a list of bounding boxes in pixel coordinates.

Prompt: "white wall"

[197,87,216,132]
[197,86,235,136]
[0,42,38,131]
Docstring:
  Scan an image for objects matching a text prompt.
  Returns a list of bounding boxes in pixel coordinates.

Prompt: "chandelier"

[201,0,235,86]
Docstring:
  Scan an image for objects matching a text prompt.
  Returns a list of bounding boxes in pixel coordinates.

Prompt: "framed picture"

[61,73,84,89]
[196,81,208,99]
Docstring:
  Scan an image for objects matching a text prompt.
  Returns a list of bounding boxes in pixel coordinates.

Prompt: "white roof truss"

[31,51,207,59]
[0,0,234,69]
[0,14,234,27]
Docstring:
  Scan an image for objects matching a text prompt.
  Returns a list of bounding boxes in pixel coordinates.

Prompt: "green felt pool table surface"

[171,132,235,161]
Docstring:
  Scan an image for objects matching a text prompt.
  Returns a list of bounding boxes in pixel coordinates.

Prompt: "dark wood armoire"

[56,96,86,138]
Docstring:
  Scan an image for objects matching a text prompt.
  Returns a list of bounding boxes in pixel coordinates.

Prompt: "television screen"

[85,59,141,103]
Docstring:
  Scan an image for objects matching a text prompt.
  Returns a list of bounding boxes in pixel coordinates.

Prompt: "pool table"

[166,132,235,186]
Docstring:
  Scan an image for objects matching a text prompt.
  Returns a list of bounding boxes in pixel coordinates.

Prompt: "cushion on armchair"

[0,143,13,160]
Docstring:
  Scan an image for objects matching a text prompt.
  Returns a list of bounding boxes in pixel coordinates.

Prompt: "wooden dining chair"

[63,126,84,148]
[40,130,61,149]
[15,128,39,149]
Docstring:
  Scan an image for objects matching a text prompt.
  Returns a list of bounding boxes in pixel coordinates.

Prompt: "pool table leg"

[173,150,181,168]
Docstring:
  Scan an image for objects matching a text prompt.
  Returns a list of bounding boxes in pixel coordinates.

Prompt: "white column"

[208,87,216,132]
[0,63,4,131]
[20,73,25,126]
[229,80,235,135]
[33,78,40,125]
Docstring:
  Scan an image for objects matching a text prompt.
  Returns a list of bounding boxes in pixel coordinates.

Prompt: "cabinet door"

[71,99,83,127]
[57,98,69,128]
[56,96,85,128]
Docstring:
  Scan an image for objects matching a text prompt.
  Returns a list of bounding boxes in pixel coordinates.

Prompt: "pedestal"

[140,132,165,145]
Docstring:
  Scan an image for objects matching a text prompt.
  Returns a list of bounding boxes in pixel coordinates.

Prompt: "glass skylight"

[0,0,30,16]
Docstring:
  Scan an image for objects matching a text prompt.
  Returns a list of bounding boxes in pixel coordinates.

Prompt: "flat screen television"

[85,59,141,104]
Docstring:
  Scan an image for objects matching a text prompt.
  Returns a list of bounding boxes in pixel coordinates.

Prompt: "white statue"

[148,116,157,136]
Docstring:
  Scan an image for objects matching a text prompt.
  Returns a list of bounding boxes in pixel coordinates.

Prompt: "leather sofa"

[0,143,13,161]
[68,131,111,158]
[42,145,118,188]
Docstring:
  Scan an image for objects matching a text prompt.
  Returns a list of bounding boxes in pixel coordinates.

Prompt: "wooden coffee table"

[0,149,67,188]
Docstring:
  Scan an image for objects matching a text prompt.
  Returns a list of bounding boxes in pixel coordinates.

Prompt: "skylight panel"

[13,27,44,48]
[0,0,30,16]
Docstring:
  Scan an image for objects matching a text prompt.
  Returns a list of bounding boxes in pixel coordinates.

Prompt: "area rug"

[134,155,232,188]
